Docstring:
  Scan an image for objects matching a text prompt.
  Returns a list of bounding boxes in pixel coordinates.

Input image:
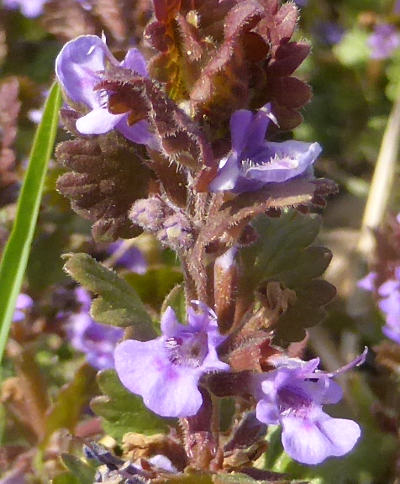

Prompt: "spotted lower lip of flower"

[209,105,322,193]
[114,302,230,418]
[55,35,157,149]
[254,349,367,465]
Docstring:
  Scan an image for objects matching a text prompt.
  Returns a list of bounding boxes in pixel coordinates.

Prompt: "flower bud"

[157,213,194,251]
[129,197,167,232]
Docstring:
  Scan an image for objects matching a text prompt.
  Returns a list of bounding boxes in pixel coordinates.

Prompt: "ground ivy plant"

[38,0,368,482]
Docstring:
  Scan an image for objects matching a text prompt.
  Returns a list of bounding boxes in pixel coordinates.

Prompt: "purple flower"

[367,24,400,60]
[106,241,147,273]
[314,22,345,46]
[209,105,321,193]
[114,302,229,417]
[0,469,26,484]
[358,268,400,344]
[3,0,47,18]
[357,271,377,292]
[13,293,33,322]
[377,267,400,344]
[294,0,307,7]
[66,288,124,370]
[254,351,367,465]
[55,35,157,148]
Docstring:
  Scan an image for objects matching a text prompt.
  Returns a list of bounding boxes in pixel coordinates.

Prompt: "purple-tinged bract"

[209,105,322,193]
[55,35,157,148]
[254,352,366,465]
[66,288,124,370]
[114,302,229,418]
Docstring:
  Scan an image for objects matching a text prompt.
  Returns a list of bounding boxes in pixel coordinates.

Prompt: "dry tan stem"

[357,88,400,258]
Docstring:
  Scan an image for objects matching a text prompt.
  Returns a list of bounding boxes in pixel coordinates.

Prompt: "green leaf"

[267,246,332,288]
[0,83,61,363]
[273,280,336,346]
[161,284,187,324]
[241,211,323,289]
[264,426,284,471]
[165,475,214,484]
[213,473,300,484]
[61,454,95,484]
[52,472,80,484]
[63,253,155,340]
[241,211,335,345]
[41,364,97,448]
[91,369,168,440]
[124,267,183,310]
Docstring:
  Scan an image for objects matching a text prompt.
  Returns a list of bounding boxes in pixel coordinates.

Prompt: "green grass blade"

[0,82,61,363]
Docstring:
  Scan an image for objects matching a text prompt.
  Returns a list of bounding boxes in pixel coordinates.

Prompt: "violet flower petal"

[161,306,182,336]
[230,110,254,153]
[378,279,399,297]
[367,24,400,60]
[255,399,280,425]
[107,241,147,273]
[281,411,361,465]
[122,48,149,76]
[116,118,159,150]
[245,108,275,148]
[76,108,124,135]
[379,292,400,316]
[357,272,377,292]
[55,35,114,108]
[3,0,47,17]
[56,35,159,148]
[67,288,123,370]
[115,303,229,417]
[382,324,400,344]
[255,352,365,464]
[210,153,241,191]
[75,286,91,310]
[114,338,203,417]
[209,105,321,193]
[244,141,321,184]
[13,293,33,322]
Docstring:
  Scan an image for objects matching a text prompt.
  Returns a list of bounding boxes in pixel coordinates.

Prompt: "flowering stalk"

[51,0,366,479]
